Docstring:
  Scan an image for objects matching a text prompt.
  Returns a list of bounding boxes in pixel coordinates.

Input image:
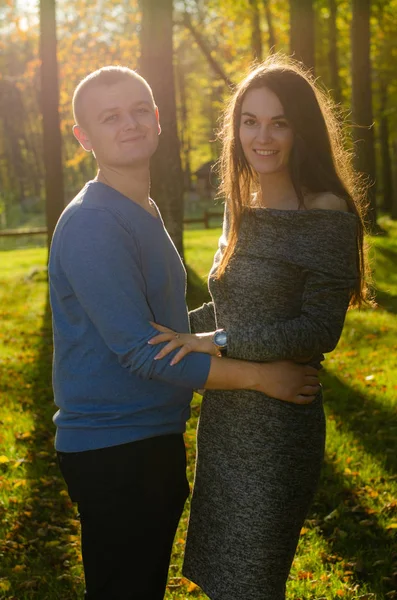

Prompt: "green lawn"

[0,219,396,599]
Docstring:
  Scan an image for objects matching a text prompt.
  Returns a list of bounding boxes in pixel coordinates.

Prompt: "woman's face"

[239,86,294,176]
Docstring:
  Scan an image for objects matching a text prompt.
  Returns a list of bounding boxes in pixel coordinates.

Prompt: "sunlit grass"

[0,221,396,599]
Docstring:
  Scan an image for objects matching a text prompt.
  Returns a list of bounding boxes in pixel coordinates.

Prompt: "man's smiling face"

[74,77,161,169]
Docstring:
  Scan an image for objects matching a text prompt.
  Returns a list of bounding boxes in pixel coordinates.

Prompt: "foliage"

[1,1,397,229]
[0,221,396,599]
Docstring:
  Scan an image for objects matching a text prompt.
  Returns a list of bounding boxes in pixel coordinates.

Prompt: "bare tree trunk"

[289,0,315,71]
[328,0,341,103]
[262,0,276,52]
[249,0,263,61]
[139,0,185,255]
[351,0,377,230]
[39,0,65,250]
[379,82,393,214]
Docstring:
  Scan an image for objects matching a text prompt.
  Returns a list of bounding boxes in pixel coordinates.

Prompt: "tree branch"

[183,12,233,88]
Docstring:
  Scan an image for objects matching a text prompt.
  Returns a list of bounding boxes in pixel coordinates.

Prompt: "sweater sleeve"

[226,267,356,362]
[226,212,358,362]
[59,209,211,389]
[189,302,216,333]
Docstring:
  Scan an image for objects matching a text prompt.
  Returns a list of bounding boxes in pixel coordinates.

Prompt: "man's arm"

[203,356,319,404]
[58,208,211,390]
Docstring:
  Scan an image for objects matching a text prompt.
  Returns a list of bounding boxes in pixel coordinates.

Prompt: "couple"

[49,57,368,600]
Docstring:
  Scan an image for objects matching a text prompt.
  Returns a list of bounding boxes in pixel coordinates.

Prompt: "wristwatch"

[213,329,228,357]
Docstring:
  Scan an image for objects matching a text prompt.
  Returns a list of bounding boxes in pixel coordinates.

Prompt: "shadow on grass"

[4,290,82,599]
[309,457,397,598]
[299,368,397,596]
[373,245,397,315]
[322,370,397,476]
[374,287,397,315]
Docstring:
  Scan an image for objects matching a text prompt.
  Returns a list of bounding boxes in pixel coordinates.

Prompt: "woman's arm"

[225,270,355,362]
[149,269,352,364]
[189,302,216,333]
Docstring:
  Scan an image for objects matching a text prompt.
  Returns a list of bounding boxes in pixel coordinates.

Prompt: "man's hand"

[254,361,320,404]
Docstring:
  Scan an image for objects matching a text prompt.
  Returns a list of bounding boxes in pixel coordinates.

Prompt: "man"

[49,66,319,600]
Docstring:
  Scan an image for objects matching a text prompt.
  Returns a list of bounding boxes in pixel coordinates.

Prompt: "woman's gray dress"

[183,207,358,600]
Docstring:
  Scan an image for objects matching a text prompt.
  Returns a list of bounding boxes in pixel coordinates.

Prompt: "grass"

[0,218,396,599]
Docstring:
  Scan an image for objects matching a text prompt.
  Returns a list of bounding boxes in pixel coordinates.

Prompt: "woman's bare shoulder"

[306,192,349,212]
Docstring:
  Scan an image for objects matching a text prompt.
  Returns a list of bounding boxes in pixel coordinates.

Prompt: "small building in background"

[194,160,218,201]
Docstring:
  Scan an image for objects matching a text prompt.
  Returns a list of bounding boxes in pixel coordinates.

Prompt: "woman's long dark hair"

[216,54,370,307]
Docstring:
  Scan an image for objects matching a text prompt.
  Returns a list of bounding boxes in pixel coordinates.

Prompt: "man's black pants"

[57,434,189,600]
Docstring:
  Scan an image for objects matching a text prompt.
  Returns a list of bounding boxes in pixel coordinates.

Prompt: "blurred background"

[1,0,396,253]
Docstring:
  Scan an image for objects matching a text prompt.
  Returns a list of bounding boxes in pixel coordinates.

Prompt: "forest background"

[2,0,397,250]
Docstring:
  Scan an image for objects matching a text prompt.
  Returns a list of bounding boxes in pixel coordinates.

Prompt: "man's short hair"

[72,66,155,128]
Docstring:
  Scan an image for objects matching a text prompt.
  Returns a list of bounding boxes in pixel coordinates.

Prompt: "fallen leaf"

[297,571,314,580]
[0,579,11,592]
[188,582,198,592]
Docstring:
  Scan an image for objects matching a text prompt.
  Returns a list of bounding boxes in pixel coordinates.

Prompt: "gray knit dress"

[183,207,358,600]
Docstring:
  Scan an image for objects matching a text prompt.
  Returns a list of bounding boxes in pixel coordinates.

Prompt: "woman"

[150,55,369,599]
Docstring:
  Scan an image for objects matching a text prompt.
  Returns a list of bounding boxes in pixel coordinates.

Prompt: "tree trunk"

[249,0,263,61]
[328,0,341,103]
[139,0,185,255]
[39,0,65,250]
[289,0,315,71]
[176,56,192,190]
[262,0,276,52]
[392,142,397,220]
[379,82,393,214]
[351,0,377,230]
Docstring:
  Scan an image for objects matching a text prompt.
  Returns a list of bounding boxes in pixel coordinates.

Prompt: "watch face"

[214,330,227,347]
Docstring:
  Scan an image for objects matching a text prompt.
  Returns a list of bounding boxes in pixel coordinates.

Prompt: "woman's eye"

[136,107,149,114]
[104,114,117,122]
[273,121,288,128]
[243,118,256,126]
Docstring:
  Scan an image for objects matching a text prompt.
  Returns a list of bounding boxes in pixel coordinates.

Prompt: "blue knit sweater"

[49,181,211,452]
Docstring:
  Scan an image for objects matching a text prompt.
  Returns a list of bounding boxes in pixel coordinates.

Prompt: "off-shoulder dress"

[182,207,358,600]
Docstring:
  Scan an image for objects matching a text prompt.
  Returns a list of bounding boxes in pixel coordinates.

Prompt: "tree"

[139,0,185,254]
[249,0,263,61]
[262,0,276,52]
[375,0,394,215]
[328,0,341,103]
[351,0,377,230]
[39,0,65,248]
[182,12,233,88]
[379,82,393,214]
[289,0,315,71]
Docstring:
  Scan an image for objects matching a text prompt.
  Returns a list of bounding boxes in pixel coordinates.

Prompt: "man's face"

[74,77,160,168]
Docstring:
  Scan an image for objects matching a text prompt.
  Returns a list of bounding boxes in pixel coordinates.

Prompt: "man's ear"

[73,125,93,151]
[155,107,161,135]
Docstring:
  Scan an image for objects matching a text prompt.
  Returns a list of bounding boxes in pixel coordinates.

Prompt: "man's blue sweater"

[49,181,211,452]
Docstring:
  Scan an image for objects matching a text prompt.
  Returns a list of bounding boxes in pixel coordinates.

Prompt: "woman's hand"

[148,322,219,365]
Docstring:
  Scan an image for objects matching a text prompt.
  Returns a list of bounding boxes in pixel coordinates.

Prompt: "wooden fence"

[0,212,223,238]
